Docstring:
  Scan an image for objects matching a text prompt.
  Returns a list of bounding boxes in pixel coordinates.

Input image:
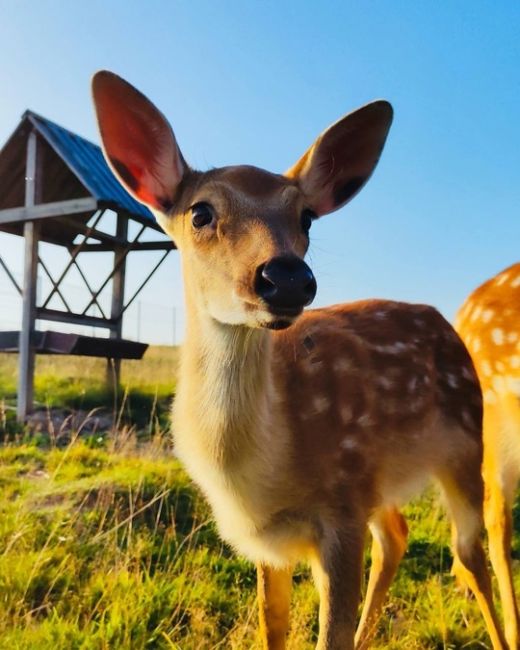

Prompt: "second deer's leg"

[437,459,508,650]
[312,523,366,650]
[354,507,408,649]
[257,563,293,650]
[483,459,519,650]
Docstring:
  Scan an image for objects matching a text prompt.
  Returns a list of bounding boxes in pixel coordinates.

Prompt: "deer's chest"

[176,442,313,566]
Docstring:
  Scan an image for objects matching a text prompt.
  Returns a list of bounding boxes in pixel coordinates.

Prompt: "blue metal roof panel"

[26,111,156,224]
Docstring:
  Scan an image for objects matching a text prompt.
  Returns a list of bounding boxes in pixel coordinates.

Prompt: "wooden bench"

[0,330,147,359]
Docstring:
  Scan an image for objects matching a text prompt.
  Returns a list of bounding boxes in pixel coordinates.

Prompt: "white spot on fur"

[492,375,506,392]
[461,366,475,381]
[302,359,322,375]
[495,361,506,372]
[340,405,353,424]
[481,360,492,377]
[483,389,497,404]
[511,275,520,288]
[510,356,520,369]
[313,395,331,414]
[461,409,475,429]
[463,300,473,314]
[491,328,504,345]
[374,342,409,354]
[377,375,394,390]
[496,273,509,286]
[357,414,373,427]
[471,306,482,322]
[507,332,518,343]
[341,437,358,450]
[472,337,481,353]
[446,373,459,389]
[408,376,419,392]
[333,358,352,373]
[508,378,520,396]
[482,309,494,323]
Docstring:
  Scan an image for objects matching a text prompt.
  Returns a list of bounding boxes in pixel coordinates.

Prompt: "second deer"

[92,71,507,649]
[456,263,520,650]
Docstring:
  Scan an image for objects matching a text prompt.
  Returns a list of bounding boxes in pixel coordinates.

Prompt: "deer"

[92,70,508,650]
[456,263,520,649]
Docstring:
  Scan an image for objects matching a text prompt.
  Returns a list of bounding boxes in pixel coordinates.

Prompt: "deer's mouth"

[268,305,304,317]
[263,318,295,330]
[258,306,304,330]
[242,298,303,329]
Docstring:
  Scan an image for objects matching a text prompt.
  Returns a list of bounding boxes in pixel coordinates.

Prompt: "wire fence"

[0,271,178,346]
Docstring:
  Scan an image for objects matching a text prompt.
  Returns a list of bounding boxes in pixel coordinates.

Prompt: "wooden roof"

[0,111,163,247]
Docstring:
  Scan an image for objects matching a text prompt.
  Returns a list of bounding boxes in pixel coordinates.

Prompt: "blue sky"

[0,1,519,343]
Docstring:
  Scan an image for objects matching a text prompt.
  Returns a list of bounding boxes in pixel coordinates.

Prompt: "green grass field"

[0,349,518,649]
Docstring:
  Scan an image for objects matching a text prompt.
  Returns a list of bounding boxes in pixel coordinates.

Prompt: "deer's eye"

[301,209,316,235]
[191,202,214,228]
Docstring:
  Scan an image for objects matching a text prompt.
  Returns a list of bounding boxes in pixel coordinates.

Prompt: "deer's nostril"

[254,256,317,311]
[255,263,277,299]
[303,275,318,299]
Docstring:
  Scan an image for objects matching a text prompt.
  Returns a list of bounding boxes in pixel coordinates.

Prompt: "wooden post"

[106,213,128,388]
[17,132,41,422]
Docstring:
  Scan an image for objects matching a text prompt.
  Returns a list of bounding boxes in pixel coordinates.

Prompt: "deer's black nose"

[255,256,317,313]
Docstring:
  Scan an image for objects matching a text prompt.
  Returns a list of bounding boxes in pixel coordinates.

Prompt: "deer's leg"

[354,507,408,649]
[438,459,508,650]
[484,462,519,650]
[257,563,293,650]
[312,523,366,650]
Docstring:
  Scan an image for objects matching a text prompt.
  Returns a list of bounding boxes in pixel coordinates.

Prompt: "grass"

[0,350,518,648]
[0,346,178,435]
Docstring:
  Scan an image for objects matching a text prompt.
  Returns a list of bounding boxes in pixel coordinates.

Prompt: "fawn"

[456,263,520,649]
[92,71,507,649]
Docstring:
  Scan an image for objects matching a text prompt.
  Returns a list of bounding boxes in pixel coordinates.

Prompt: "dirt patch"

[26,408,114,442]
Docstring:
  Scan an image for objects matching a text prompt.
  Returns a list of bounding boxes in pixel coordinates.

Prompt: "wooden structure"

[0,110,175,421]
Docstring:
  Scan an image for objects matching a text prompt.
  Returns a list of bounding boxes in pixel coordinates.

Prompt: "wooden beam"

[81,223,145,316]
[40,210,107,314]
[36,307,115,330]
[69,258,108,320]
[0,197,98,224]
[75,240,175,252]
[119,249,172,317]
[17,131,40,422]
[38,256,72,312]
[0,255,22,295]
[107,214,129,386]
[54,216,121,246]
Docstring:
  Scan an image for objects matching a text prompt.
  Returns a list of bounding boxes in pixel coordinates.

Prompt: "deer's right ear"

[92,70,186,213]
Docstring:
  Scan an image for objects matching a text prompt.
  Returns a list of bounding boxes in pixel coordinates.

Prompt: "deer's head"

[92,71,392,330]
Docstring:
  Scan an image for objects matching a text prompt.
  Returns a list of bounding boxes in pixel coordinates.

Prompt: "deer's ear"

[92,70,186,212]
[285,101,393,217]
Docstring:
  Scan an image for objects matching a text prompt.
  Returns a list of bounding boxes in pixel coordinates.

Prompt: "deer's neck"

[173,302,303,565]
[173,303,278,471]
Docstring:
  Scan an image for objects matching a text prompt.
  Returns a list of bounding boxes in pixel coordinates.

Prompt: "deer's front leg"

[312,525,365,650]
[257,562,293,650]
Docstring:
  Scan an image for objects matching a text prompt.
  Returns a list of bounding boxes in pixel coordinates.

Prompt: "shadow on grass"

[401,539,453,580]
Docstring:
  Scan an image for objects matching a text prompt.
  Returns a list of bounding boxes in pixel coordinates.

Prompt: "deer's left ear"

[285,101,393,216]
